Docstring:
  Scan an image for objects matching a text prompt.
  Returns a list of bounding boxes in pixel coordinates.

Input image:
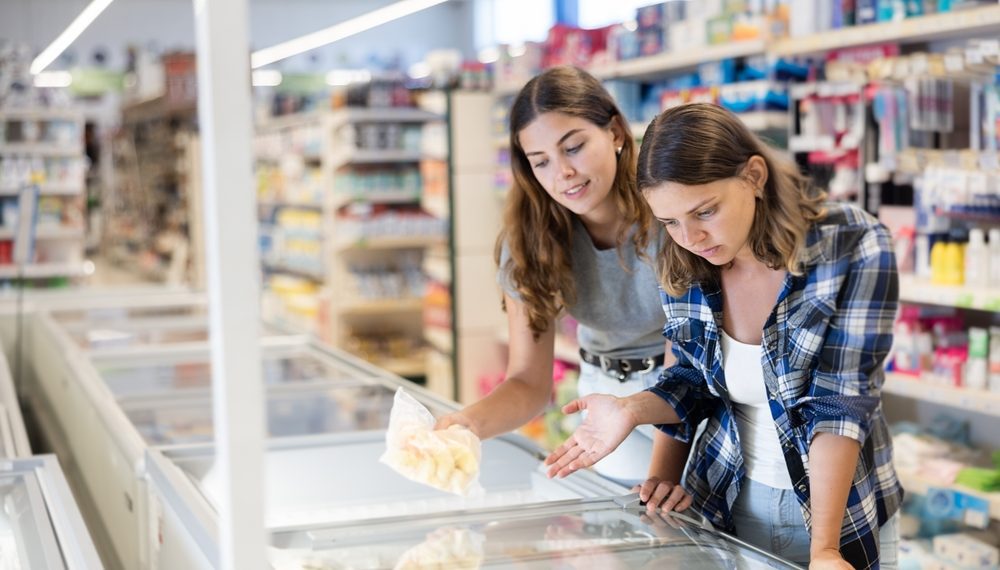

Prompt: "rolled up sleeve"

[648,343,717,443]
[802,224,898,447]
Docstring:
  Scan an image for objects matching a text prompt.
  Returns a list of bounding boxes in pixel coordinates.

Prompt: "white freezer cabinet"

[28,337,454,570]
[143,431,628,568]
[0,349,30,458]
[268,495,802,569]
[0,455,102,569]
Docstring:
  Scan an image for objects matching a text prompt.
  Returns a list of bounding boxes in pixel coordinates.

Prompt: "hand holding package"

[380,388,483,496]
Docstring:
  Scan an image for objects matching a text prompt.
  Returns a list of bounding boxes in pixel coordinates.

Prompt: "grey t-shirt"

[498,219,666,359]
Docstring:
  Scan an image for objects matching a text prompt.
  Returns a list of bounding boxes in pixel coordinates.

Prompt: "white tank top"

[719,330,793,489]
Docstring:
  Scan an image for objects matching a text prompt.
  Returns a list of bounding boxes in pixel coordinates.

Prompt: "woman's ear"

[744,155,769,190]
[610,115,627,150]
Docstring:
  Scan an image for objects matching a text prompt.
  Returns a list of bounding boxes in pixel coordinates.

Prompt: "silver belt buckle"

[599,355,613,373]
[640,357,656,374]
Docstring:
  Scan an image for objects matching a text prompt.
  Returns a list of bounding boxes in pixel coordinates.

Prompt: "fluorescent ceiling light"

[30,0,115,75]
[325,69,371,86]
[33,71,74,88]
[251,0,449,69]
[251,70,283,87]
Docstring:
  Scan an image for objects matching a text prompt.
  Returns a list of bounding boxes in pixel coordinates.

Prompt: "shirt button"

[797,484,808,493]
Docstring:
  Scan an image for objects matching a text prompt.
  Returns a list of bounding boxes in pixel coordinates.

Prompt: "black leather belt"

[578,348,665,382]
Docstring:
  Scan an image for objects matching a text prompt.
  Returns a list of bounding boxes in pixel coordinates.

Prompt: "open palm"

[544,394,636,478]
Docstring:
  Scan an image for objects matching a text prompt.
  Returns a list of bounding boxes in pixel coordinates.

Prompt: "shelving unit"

[104,96,200,285]
[897,468,1000,521]
[899,274,1000,311]
[255,104,448,381]
[884,372,1000,417]
[0,108,89,283]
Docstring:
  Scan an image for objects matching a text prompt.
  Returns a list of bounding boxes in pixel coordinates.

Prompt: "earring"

[615,146,623,156]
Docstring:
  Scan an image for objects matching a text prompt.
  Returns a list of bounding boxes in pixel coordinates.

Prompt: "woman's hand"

[633,477,692,516]
[434,411,479,436]
[808,548,853,570]
[544,394,637,478]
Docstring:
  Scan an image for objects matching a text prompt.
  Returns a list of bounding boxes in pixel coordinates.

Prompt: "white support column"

[191,0,266,568]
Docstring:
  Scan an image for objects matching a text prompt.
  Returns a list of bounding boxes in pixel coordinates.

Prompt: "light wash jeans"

[576,361,663,487]
[732,478,900,568]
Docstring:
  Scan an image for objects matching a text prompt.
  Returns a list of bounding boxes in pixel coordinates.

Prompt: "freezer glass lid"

[123,383,399,445]
[170,432,621,529]
[62,319,286,350]
[0,471,66,569]
[268,497,801,569]
[95,351,361,398]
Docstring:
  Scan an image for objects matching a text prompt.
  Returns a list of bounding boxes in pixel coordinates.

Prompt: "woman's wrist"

[621,391,663,427]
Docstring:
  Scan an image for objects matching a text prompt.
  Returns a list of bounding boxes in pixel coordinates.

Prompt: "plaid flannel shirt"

[649,203,903,569]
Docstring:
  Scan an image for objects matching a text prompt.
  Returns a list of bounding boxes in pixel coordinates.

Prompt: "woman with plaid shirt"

[545,103,902,569]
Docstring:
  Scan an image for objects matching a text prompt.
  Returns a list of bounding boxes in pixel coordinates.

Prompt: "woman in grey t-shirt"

[435,67,691,509]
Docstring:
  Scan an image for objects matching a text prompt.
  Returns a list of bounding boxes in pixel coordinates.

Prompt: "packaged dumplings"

[380,388,483,496]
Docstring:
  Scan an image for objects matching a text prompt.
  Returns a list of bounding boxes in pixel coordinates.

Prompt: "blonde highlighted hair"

[497,66,653,337]
[636,103,826,297]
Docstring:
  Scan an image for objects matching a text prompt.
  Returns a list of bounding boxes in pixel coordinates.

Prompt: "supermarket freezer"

[267,495,802,569]
[0,348,30,458]
[143,430,629,569]
[0,455,103,569]
[25,335,456,570]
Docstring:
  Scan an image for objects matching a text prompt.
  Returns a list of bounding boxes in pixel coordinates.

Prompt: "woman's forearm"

[622,391,682,426]
[807,432,861,556]
[460,376,552,439]
[648,430,691,482]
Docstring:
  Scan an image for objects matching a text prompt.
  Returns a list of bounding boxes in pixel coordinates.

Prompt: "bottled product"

[965,327,988,390]
[964,228,988,288]
[942,240,964,285]
[989,229,1000,288]
[930,239,946,284]
[989,327,1000,393]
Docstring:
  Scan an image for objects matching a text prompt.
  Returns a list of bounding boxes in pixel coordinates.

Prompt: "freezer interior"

[93,350,365,399]
[58,317,288,351]
[268,496,802,570]
[121,382,399,445]
[168,432,625,529]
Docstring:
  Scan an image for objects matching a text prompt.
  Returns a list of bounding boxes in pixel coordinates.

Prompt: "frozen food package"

[394,527,485,570]
[380,388,483,496]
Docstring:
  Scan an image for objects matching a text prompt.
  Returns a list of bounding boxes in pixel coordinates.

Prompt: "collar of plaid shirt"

[649,203,904,569]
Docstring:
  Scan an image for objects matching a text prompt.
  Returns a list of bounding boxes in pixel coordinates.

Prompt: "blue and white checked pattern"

[649,203,903,569]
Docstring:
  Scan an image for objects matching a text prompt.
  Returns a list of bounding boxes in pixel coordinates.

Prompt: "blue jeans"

[731,478,899,568]
[577,361,662,487]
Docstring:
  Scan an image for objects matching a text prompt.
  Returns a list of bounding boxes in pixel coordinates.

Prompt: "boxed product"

[932,533,999,568]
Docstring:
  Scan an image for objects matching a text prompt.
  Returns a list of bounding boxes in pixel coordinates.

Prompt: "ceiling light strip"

[250,0,449,69]
[30,0,116,75]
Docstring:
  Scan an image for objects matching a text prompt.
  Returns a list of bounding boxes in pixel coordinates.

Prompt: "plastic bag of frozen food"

[380,388,483,496]
[394,527,485,570]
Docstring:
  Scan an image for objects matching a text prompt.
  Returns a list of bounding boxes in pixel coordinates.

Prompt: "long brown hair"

[496,66,652,338]
[636,103,826,297]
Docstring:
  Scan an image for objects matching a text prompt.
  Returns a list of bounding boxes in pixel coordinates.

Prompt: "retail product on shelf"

[105,97,201,285]
[254,101,448,382]
[0,108,88,282]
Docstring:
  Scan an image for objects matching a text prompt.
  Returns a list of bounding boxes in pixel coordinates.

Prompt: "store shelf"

[334,234,446,252]
[899,274,1000,311]
[423,254,451,285]
[330,107,442,125]
[630,111,788,140]
[257,200,322,211]
[0,182,84,196]
[897,468,1000,521]
[884,372,1000,417]
[592,40,768,82]
[261,261,324,282]
[376,352,428,377]
[333,149,426,167]
[0,108,83,121]
[340,297,424,316]
[332,190,421,207]
[0,226,85,240]
[771,5,1000,56]
[0,262,88,279]
[424,327,453,354]
[0,143,83,156]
